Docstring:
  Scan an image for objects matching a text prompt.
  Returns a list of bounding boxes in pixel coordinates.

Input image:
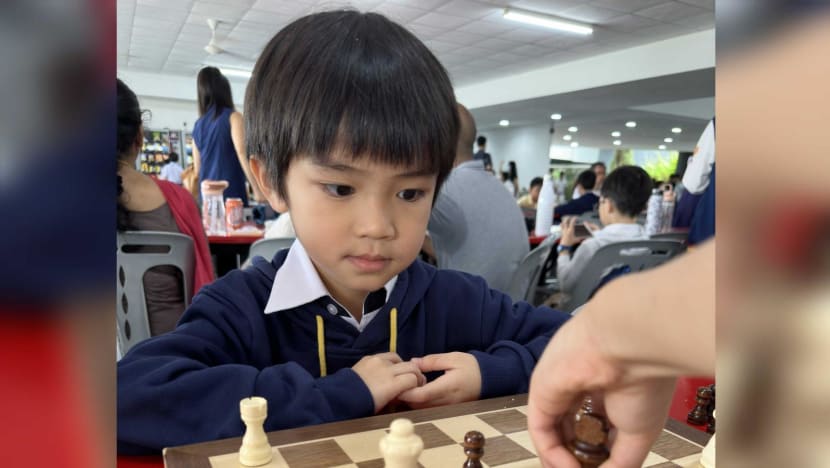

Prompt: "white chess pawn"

[239,396,273,466]
[379,418,424,468]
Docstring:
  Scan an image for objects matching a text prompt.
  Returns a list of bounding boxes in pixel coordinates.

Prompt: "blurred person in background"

[553,171,567,204]
[117,79,214,335]
[571,162,605,199]
[501,160,519,197]
[555,170,598,218]
[158,151,183,185]
[517,176,543,210]
[473,135,493,173]
[192,66,263,206]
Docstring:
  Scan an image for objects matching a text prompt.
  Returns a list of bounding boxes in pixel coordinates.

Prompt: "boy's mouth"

[346,254,391,273]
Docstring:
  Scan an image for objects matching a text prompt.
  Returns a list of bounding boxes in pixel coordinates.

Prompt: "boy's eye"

[396,189,424,202]
[322,184,355,197]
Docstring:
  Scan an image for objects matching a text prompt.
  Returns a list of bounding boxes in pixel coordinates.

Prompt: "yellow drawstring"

[316,315,327,377]
[389,307,397,354]
[315,307,399,378]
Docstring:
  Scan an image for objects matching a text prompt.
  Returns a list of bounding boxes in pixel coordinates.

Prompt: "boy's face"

[252,152,436,308]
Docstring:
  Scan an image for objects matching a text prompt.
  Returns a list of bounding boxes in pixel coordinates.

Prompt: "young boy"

[117,11,570,454]
[556,165,652,295]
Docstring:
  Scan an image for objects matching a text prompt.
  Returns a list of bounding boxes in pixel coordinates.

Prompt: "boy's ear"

[249,157,289,213]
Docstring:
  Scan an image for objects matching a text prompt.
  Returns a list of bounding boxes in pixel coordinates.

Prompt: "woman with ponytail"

[117,79,214,335]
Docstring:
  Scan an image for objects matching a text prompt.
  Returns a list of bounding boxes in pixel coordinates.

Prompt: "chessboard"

[163,394,711,468]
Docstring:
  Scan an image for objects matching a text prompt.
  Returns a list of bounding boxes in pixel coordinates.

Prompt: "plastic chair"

[559,239,686,313]
[116,231,195,356]
[504,235,557,305]
[246,237,295,265]
[651,231,689,244]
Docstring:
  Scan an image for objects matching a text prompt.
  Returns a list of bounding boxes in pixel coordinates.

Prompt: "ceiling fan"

[203,18,253,63]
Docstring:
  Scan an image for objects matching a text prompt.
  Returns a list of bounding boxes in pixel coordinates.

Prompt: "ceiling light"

[671,127,682,133]
[613,140,621,146]
[570,142,579,148]
[568,126,578,132]
[611,131,621,137]
[503,8,593,35]
[658,144,667,150]
[499,119,510,127]
[625,121,637,128]
[664,137,673,143]
[551,113,562,120]
[219,67,252,79]
[562,134,572,141]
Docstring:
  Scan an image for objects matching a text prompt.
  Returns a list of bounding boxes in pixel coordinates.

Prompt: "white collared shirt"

[263,240,397,331]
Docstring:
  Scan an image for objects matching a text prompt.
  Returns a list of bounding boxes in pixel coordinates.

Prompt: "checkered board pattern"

[204,405,706,468]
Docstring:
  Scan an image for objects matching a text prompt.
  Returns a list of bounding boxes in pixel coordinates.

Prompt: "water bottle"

[534,174,555,237]
[201,180,229,235]
[645,188,662,237]
[659,184,675,233]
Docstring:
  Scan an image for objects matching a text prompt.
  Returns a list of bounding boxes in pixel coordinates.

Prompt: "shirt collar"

[456,159,484,171]
[264,239,397,315]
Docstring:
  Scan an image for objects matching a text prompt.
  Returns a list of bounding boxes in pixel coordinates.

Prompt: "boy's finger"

[414,353,458,372]
[375,352,402,363]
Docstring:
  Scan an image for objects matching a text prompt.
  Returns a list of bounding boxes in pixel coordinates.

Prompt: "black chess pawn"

[462,430,485,468]
[687,386,713,426]
[567,397,610,468]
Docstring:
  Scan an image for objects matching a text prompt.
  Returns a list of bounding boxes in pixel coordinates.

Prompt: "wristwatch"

[557,244,573,254]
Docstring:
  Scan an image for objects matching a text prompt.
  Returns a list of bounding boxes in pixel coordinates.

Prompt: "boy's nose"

[354,200,396,239]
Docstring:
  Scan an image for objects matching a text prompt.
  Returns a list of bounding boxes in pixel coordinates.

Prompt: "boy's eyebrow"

[314,162,435,178]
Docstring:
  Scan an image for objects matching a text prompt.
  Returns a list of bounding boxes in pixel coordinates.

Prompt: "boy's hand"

[396,352,481,409]
[352,352,426,413]
[559,216,577,247]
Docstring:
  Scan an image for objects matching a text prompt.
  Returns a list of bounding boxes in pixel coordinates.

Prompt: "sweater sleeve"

[458,277,570,398]
[117,276,374,455]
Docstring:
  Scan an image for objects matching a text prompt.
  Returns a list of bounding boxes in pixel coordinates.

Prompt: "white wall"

[480,124,551,191]
[138,96,200,132]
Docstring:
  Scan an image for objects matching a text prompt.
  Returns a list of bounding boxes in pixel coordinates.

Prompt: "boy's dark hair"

[197,66,235,119]
[245,11,459,202]
[600,165,652,217]
[168,151,179,163]
[117,78,142,157]
[476,135,486,147]
[529,177,543,189]
[576,170,596,190]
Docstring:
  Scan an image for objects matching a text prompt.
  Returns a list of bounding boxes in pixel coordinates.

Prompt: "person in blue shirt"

[117,10,570,454]
[555,170,599,219]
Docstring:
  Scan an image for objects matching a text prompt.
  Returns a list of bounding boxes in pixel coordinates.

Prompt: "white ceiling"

[118,0,714,152]
[117,0,714,87]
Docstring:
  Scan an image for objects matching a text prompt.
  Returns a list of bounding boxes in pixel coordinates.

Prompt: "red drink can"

[225,198,244,230]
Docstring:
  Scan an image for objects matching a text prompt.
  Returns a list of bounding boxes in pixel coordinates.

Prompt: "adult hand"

[527,312,676,468]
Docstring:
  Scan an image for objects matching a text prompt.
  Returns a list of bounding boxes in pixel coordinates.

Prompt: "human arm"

[116,274,377,454]
[229,111,265,202]
[192,142,201,184]
[555,217,596,293]
[528,241,714,468]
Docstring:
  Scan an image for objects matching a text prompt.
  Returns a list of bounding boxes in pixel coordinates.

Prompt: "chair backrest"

[560,239,686,313]
[504,235,557,305]
[247,237,295,264]
[116,231,195,355]
[651,231,689,244]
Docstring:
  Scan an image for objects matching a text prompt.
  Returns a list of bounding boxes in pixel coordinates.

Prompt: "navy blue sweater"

[117,251,570,454]
[555,192,599,218]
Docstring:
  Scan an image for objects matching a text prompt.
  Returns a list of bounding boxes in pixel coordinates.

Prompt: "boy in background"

[556,165,652,295]
[117,10,569,454]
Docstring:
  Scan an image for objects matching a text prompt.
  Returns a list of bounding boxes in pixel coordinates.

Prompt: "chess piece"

[706,384,716,434]
[462,430,485,468]
[379,418,423,468]
[687,386,713,426]
[567,396,610,468]
[238,396,272,466]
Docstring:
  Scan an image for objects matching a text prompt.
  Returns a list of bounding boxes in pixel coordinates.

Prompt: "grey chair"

[559,239,686,313]
[651,231,689,244]
[116,231,195,356]
[246,237,295,266]
[504,235,558,305]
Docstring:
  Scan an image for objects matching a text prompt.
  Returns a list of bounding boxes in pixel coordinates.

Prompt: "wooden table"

[155,394,710,468]
[207,223,264,276]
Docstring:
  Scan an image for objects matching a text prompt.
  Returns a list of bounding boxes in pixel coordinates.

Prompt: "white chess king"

[379,418,424,468]
[239,396,273,466]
